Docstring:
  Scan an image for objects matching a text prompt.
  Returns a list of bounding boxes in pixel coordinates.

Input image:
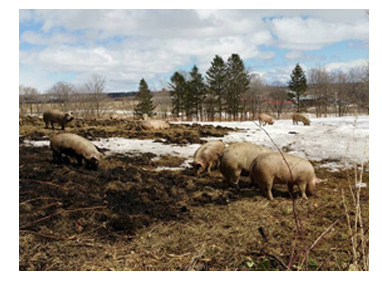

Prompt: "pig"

[19,108,22,126]
[43,109,74,130]
[141,119,170,130]
[50,133,102,170]
[219,142,272,188]
[250,152,322,200]
[258,113,274,126]
[193,140,226,175]
[292,113,310,126]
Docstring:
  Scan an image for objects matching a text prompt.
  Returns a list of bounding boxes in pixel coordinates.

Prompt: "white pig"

[250,152,322,200]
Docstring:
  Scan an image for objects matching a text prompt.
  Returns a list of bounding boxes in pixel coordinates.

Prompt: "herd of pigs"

[20,108,321,201]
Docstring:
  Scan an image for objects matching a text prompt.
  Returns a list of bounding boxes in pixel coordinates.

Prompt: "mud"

[19,118,369,271]
[19,117,235,145]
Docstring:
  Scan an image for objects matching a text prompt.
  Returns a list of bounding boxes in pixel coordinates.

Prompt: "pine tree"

[288,63,308,113]
[188,65,207,120]
[134,78,156,118]
[206,55,227,121]
[169,72,187,118]
[225,54,250,121]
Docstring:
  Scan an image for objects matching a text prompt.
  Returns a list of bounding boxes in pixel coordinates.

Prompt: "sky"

[19,9,369,93]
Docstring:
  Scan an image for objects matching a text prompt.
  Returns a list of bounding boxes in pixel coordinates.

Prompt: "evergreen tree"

[134,78,156,118]
[206,55,227,121]
[288,63,308,113]
[188,65,207,120]
[225,53,250,121]
[169,72,187,117]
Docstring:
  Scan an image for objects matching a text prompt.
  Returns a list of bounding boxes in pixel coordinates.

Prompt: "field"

[19,116,369,271]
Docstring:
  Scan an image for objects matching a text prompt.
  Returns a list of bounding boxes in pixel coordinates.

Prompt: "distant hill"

[107,92,138,98]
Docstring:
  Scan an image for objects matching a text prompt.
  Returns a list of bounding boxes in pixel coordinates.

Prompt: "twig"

[20,197,62,204]
[253,121,307,270]
[19,229,75,241]
[299,214,346,269]
[19,205,107,230]
[309,214,346,251]
[19,212,59,230]
[19,178,71,190]
[64,205,107,213]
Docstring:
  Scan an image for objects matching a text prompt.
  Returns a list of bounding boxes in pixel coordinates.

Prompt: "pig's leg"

[231,169,241,188]
[76,156,83,167]
[51,122,55,129]
[265,179,274,200]
[52,150,62,163]
[207,162,212,173]
[298,183,308,200]
[249,174,254,185]
[287,183,294,194]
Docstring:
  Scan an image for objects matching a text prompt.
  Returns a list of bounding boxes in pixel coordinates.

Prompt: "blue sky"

[19,9,369,93]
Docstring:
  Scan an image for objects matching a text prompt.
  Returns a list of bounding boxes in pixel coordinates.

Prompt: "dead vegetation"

[19,120,368,271]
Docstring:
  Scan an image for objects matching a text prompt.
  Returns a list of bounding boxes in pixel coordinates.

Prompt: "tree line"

[20,55,369,120]
[168,54,250,121]
[134,55,369,121]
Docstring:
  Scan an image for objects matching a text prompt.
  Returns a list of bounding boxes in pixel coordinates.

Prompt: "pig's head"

[303,118,311,126]
[269,120,274,125]
[193,160,205,176]
[307,175,323,195]
[65,112,74,122]
[86,153,102,170]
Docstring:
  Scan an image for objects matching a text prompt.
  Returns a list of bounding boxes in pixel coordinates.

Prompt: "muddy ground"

[19,116,233,145]
[19,119,369,271]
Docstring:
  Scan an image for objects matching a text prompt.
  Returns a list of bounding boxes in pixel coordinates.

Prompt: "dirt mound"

[19,118,235,145]
[19,146,233,251]
[19,142,369,271]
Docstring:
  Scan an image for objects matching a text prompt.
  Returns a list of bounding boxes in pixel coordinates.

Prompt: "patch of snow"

[174,115,369,164]
[23,140,50,147]
[93,138,201,159]
[154,166,185,172]
[22,116,369,171]
[355,182,368,188]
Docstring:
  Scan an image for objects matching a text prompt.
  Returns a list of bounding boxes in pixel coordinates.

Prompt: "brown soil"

[19,120,369,271]
[19,117,234,145]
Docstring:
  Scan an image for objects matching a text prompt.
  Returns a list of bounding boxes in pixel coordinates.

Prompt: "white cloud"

[19,9,369,92]
[269,16,368,50]
[20,30,79,46]
[325,59,368,73]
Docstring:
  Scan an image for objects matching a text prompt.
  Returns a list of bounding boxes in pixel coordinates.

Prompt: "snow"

[23,139,50,147]
[93,138,200,166]
[22,115,369,171]
[171,115,369,165]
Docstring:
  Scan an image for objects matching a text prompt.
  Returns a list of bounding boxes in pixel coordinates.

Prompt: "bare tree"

[308,66,333,117]
[84,74,107,118]
[19,85,40,115]
[268,82,289,119]
[46,81,75,112]
[153,89,171,119]
[332,72,351,116]
[245,74,266,120]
